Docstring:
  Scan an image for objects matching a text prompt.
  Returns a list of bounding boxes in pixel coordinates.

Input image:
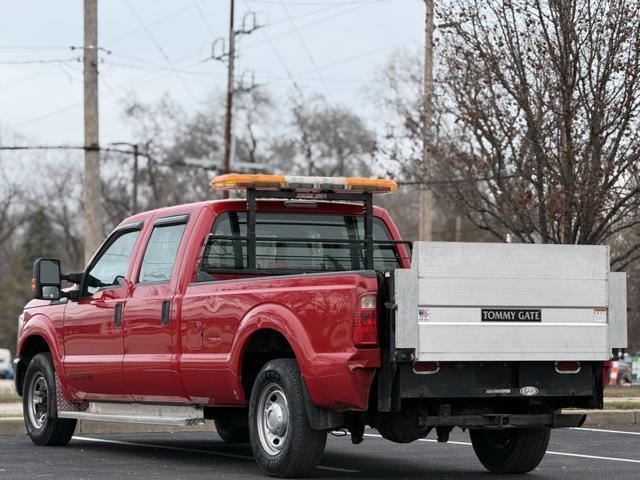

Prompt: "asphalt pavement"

[2,425,640,479]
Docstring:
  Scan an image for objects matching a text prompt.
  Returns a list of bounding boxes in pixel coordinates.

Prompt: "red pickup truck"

[14,174,620,477]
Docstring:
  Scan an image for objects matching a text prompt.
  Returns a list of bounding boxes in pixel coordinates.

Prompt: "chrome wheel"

[27,372,49,429]
[256,383,290,456]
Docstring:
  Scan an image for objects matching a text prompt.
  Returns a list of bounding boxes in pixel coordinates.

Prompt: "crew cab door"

[122,214,191,402]
[63,224,143,401]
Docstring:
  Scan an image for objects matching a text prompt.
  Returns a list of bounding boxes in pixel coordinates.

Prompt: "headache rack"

[201,187,412,276]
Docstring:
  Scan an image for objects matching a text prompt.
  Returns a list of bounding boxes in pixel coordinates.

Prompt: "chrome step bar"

[58,402,205,426]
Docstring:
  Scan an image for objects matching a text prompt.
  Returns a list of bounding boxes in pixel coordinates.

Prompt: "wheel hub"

[266,402,288,436]
[28,373,49,429]
[257,384,290,455]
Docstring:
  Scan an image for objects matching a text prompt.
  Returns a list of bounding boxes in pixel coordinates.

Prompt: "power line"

[279,1,329,95]
[0,46,71,50]
[122,0,200,103]
[0,57,81,65]
[248,0,385,5]
[102,3,198,48]
[9,0,395,130]
[192,0,216,36]
[243,1,375,50]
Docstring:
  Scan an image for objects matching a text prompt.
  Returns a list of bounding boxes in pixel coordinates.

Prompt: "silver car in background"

[0,348,12,379]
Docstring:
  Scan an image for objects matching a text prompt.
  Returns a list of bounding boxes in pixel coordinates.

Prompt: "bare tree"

[431,0,640,268]
[273,94,377,177]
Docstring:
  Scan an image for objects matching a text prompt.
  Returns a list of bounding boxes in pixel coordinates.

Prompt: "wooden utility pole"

[222,0,236,199]
[83,0,103,262]
[419,0,434,241]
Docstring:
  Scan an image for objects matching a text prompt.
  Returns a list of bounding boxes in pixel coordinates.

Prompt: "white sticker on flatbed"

[593,308,607,323]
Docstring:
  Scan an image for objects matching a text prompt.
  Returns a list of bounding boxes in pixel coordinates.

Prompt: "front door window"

[86,230,140,295]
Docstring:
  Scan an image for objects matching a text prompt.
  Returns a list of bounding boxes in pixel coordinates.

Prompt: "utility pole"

[214,5,261,198]
[83,0,103,262]
[132,143,139,212]
[222,0,236,200]
[419,0,434,241]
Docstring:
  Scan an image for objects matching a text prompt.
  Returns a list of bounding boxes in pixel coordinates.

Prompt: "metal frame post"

[247,188,257,270]
[364,192,374,270]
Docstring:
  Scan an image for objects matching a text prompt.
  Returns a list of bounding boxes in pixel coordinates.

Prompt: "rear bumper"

[398,361,602,402]
[377,361,603,415]
[418,411,586,429]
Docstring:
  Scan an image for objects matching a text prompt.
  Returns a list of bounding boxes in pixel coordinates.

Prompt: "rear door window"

[200,212,400,274]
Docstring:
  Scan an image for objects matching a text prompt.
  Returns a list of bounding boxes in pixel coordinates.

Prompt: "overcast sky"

[0,0,424,148]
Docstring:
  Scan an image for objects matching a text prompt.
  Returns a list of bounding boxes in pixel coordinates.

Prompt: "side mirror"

[32,258,62,301]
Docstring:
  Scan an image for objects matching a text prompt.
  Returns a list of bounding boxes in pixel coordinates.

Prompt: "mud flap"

[302,381,344,430]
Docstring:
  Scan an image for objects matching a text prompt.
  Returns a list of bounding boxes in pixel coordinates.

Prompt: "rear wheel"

[23,353,76,446]
[249,358,327,477]
[470,428,550,474]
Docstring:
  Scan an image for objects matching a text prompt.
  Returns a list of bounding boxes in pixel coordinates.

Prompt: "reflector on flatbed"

[211,173,397,194]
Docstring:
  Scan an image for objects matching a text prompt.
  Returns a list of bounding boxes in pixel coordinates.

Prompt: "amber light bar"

[211,173,398,194]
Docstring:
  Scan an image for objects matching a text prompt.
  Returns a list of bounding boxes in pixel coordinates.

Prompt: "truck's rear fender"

[232,303,315,400]
[16,313,69,397]
[232,301,379,411]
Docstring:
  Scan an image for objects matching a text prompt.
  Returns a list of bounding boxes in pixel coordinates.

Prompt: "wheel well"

[241,329,295,400]
[20,334,51,360]
[16,335,51,395]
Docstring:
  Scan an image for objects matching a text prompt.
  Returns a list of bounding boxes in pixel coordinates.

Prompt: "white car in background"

[0,348,12,379]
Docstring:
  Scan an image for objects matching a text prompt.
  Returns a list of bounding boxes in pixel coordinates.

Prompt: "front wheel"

[23,353,77,446]
[470,428,550,474]
[249,359,327,477]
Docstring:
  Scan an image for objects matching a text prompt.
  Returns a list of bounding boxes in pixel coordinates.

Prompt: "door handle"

[114,303,123,327]
[161,300,171,326]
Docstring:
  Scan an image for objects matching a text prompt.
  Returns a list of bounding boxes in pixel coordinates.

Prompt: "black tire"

[23,353,77,446]
[470,428,550,474]
[215,418,250,443]
[248,359,327,477]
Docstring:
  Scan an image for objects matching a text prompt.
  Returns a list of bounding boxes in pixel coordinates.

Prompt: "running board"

[58,402,205,426]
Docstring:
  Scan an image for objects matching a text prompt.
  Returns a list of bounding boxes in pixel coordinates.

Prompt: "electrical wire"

[0,58,80,65]
[279,1,329,95]
[121,0,201,103]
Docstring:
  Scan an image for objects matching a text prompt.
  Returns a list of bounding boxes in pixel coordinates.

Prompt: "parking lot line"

[363,432,640,465]
[545,450,640,464]
[570,427,640,436]
[71,436,360,473]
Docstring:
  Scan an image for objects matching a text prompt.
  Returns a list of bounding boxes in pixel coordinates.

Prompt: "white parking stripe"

[570,427,640,436]
[545,450,640,464]
[363,432,640,465]
[72,436,360,473]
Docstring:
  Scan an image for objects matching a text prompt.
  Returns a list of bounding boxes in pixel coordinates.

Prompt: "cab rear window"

[200,212,401,273]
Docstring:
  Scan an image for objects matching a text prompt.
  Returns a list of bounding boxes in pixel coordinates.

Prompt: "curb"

[572,409,640,427]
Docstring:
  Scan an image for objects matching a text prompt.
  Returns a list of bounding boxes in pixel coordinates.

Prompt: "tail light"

[353,294,378,347]
[609,362,619,385]
[413,361,440,374]
[555,361,581,374]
